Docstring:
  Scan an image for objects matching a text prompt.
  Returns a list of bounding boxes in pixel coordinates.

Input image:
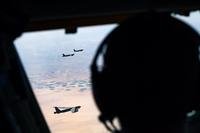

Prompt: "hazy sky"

[14,24,117,87]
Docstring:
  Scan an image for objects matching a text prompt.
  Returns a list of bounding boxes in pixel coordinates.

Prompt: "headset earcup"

[91,67,116,119]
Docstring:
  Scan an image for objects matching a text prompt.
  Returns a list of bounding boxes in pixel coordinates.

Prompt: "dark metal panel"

[2,0,200,31]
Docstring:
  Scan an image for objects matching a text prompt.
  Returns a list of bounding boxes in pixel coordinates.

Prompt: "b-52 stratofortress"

[54,106,81,114]
[73,49,83,52]
[62,53,74,57]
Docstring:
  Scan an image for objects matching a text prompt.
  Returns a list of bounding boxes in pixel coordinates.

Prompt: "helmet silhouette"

[91,12,200,133]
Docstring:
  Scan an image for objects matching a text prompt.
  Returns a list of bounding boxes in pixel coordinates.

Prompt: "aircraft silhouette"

[54,106,81,114]
[73,49,83,52]
[62,53,74,57]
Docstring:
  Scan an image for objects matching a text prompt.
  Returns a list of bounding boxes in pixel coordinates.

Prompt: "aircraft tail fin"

[54,107,61,114]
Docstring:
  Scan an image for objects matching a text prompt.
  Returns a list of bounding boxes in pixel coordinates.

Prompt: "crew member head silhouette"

[91,12,200,133]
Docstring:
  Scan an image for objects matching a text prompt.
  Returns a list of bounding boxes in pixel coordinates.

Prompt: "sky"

[14,24,117,88]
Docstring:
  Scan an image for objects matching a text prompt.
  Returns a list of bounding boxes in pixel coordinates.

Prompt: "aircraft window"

[13,12,200,132]
[14,24,117,133]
